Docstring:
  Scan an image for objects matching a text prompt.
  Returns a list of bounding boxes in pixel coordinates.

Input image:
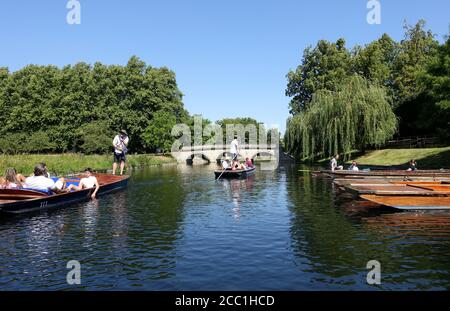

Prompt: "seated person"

[40,162,52,178]
[245,157,254,168]
[348,161,359,171]
[2,168,23,189]
[330,154,344,171]
[232,162,246,171]
[65,168,99,199]
[24,164,65,193]
[407,159,417,171]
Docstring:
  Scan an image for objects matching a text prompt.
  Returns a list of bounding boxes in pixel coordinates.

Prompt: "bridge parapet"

[180,144,278,152]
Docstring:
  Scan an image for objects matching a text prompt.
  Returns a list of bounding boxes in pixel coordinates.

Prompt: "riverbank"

[0,153,176,175]
[310,147,450,169]
[352,147,450,169]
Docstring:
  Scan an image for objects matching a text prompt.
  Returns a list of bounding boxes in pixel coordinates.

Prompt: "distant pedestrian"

[113,130,129,175]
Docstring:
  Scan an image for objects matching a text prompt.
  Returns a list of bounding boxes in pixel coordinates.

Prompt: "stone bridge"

[171,144,278,165]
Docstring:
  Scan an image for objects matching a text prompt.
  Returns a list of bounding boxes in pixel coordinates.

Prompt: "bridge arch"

[186,153,211,165]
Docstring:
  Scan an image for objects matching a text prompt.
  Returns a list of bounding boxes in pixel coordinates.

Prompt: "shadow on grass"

[416,149,450,169]
[356,149,450,170]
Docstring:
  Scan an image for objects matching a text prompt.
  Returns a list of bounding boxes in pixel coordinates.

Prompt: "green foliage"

[27,131,57,153]
[77,121,113,154]
[286,38,352,114]
[285,20,448,158]
[417,37,450,142]
[286,76,398,159]
[0,56,187,154]
[142,110,178,152]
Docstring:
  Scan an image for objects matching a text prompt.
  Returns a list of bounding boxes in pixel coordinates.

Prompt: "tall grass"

[0,153,176,176]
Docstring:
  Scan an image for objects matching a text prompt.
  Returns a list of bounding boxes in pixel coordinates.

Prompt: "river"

[1,163,449,290]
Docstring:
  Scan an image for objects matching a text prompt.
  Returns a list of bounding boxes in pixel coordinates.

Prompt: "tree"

[352,34,398,95]
[142,110,178,153]
[417,37,450,141]
[0,56,188,154]
[285,75,398,159]
[77,121,113,154]
[286,39,352,114]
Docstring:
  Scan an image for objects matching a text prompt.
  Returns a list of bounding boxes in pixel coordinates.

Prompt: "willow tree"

[285,75,398,159]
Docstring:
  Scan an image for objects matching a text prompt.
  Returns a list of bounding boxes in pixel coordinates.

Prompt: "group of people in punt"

[330,154,360,172]
[221,136,255,171]
[330,154,418,172]
[0,164,100,199]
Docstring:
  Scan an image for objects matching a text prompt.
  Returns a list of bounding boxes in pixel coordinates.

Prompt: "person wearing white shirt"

[230,136,239,167]
[330,154,344,171]
[112,130,129,175]
[25,164,64,193]
[348,161,359,171]
[65,168,100,199]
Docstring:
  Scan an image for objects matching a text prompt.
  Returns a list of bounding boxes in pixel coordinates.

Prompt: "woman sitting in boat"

[1,168,24,189]
[245,157,254,168]
[407,159,417,171]
[330,154,344,171]
[24,164,65,193]
[232,161,246,171]
[348,161,359,171]
[64,168,100,199]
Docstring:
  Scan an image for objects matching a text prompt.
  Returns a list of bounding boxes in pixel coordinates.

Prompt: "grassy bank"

[353,147,450,169]
[0,153,176,175]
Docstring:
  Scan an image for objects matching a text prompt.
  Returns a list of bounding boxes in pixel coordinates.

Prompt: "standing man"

[113,130,129,175]
[230,135,239,168]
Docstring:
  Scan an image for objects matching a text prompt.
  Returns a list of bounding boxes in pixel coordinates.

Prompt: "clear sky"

[0,0,448,133]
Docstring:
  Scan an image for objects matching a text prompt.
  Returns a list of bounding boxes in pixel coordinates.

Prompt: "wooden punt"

[360,195,450,210]
[214,167,256,179]
[0,174,129,215]
[344,183,450,196]
[334,179,449,187]
[319,169,450,179]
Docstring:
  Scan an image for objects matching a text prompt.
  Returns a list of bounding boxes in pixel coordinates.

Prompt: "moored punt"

[334,178,450,187]
[318,169,450,179]
[0,174,129,215]
[360,194,450,210]
[214,167,256,179]
[344,183,450,196]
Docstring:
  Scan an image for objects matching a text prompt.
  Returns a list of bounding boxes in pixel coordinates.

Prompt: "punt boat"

[0,174,129,215]
[214,167,256,179]
[360,194,450,210]
[317,169,450,179]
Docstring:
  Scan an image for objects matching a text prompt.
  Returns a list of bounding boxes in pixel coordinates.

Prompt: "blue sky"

[0,1,449,133]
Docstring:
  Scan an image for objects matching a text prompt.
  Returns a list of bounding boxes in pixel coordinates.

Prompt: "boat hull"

[0,174,129,215]
[361,195,450,210]
[214,167,256,179]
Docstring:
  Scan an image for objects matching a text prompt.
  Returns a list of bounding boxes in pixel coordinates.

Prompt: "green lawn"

[0,153,176,176]
[353,147,450,169]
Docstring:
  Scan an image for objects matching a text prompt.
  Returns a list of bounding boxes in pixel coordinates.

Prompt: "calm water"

[1,163,450,290]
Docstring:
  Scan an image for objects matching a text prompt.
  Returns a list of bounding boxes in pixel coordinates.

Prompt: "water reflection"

[1,164,450,290]
[285,165,450,290]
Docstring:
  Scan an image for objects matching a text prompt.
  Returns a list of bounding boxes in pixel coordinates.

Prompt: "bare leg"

[113,162,117,175]
[120,161,125,175]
